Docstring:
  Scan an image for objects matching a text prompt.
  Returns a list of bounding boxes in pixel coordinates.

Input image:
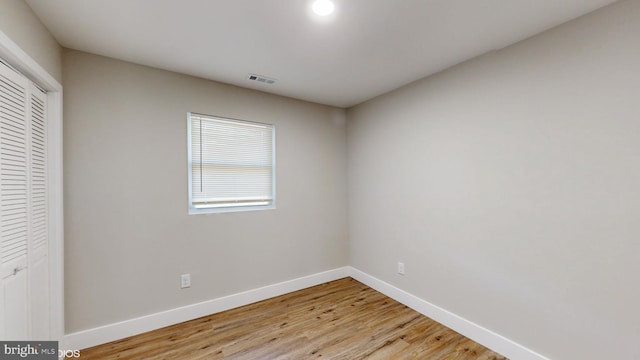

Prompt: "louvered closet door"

[29,83,49,339]
[0,61,30,340]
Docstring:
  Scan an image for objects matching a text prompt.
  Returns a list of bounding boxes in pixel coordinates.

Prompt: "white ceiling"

[26,0,617,108]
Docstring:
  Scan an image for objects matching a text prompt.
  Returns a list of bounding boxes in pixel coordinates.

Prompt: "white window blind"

[188,113,275,213]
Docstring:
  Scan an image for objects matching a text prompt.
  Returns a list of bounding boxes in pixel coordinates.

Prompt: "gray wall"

[0,0,62,82]
[7,0,640,357]
[63,49,348,333]
[347,1,640,359]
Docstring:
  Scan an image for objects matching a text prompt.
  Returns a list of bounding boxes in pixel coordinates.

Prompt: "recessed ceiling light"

[312,0,335,16]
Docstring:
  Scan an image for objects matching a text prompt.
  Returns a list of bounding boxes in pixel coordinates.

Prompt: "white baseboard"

[64,266,548,360]
[348,267,550,360]
[63,267,350,351]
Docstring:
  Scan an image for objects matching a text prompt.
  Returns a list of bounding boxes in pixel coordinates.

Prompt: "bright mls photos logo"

[1,341,58,359]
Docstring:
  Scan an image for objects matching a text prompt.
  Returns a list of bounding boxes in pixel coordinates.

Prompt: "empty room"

[1,0,639,359]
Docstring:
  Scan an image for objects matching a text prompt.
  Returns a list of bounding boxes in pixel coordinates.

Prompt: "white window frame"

[187,112,276,214]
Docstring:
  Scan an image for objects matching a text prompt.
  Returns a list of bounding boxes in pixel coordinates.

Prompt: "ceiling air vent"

[247,73,277,85]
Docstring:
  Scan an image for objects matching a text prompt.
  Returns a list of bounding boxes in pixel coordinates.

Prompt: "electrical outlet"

[181,273,191,289]
[398,262,405,275]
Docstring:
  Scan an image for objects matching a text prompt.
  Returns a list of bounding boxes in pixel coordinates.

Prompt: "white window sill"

[189,204,276,215]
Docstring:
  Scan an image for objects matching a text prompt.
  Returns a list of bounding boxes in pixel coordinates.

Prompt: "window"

[187,113,275,213]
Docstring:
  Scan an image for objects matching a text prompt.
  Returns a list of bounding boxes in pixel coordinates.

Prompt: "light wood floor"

[76,278,508,359]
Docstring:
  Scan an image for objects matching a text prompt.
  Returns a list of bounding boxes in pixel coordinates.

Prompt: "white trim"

[63,266,549,359]
[0,32,61,90]
[0,31,64,345]
[348,267,551,360]
[46,91,64,347]
[64,267,350,351]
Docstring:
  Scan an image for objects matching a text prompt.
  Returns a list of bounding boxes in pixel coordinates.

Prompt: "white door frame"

[0,31,64,344]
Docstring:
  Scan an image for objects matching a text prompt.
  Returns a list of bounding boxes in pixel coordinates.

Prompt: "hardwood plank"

[74,278,508,359]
